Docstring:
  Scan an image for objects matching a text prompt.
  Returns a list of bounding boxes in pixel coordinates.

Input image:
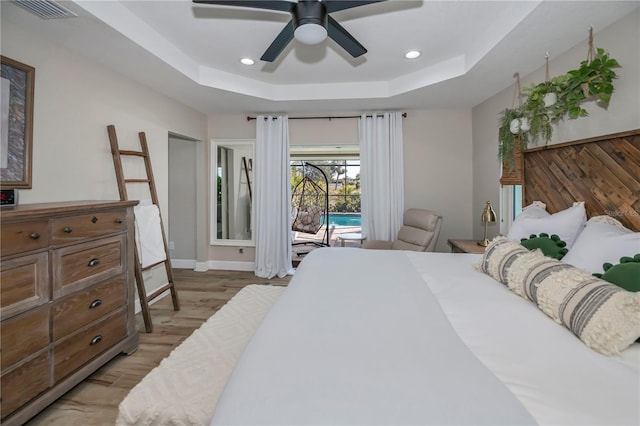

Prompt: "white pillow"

[507,202,587,249]
[562,216,640,274]
[523,200,548,215]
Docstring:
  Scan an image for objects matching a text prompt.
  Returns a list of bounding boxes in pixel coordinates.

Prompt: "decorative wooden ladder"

[107,125,180,333]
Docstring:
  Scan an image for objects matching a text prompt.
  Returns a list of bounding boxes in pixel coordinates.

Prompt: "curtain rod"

[246,112,407,121]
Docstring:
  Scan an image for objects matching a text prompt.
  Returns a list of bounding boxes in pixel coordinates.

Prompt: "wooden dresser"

[0,201,139,425]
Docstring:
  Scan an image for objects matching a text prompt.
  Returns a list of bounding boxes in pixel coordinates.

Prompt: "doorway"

[168,134,199,267]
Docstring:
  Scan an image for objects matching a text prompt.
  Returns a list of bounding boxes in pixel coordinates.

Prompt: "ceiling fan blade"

[327,15,366,58]
[261,20,295,62]
[323,0,386,14]
[192,0,294,13]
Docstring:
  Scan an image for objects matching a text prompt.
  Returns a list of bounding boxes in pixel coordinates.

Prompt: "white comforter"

[212,248,640,425]
[407,251,640,425]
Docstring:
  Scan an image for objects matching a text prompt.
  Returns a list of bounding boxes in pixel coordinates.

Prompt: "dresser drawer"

[0,351,51,421]
[1,221,49,257]
[51,210,127,244]
[0,201,137,425]
[53,308,127,382]
[52,277,126,340]
[1,306,50,368]
[0,252,49,319]
[52,235,125,298]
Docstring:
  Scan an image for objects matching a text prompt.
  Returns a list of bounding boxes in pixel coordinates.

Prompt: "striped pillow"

[506,250,574,302]
[477,237,640,355]
[535,266,640,355]
[476,236,529,285]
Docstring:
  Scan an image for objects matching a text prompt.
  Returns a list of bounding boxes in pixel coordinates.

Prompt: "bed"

[210,248,639,425]
[118,129,640,425]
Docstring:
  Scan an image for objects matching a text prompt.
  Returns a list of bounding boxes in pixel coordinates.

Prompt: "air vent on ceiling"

[13,0,77,19]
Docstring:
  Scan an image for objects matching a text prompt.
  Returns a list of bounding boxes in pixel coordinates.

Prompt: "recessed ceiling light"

[404,50,421,59]
[240,58,255,66]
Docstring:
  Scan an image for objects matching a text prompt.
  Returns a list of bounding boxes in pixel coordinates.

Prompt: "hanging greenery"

[498,28,621,166]
[499,107,528,173]
[563,47,620,118]
[499,72,529,172]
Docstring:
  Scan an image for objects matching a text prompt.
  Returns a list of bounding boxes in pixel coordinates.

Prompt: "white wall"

[2,20,208,294]
[403,110,474,252]
[471,9,640,240]
[290,116,359,147]
[207,109,473,261]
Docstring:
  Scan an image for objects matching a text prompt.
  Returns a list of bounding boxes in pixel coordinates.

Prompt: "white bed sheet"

[213,249,537,425]
[212,248,639,426]
[406,252,640,425]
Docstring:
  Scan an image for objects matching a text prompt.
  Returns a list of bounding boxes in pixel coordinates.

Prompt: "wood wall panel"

[523,129,640,232]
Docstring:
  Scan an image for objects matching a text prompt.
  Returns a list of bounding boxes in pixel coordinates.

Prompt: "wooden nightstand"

[447,239,487,254]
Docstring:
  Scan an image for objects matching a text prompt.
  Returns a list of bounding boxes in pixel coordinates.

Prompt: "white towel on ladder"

[134,203,167,268]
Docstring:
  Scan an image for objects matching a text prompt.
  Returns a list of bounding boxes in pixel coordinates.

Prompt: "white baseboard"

[170,259,253,272]
[204,260,254,271]
[171,259,197,269]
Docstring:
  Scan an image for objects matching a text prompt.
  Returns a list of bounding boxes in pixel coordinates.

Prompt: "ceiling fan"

[193,0,386,62]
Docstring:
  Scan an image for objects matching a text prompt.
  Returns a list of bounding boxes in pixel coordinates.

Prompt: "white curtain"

[254,115,294,278]
[359,112,404,241]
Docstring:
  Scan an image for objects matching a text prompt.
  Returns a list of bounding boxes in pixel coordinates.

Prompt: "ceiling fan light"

[294,23,327,45]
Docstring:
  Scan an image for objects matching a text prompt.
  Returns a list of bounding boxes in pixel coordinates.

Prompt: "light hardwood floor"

[25,269,291,426]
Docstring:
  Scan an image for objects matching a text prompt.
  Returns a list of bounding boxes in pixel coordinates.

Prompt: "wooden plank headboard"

[523,129,640,232]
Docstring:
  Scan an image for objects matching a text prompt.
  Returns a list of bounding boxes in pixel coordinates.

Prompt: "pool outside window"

[291,159,361,218]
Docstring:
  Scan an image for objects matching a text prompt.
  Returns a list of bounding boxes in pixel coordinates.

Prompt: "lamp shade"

[481,201,497,223]
[478,200,497,247]
[294,23,327,45]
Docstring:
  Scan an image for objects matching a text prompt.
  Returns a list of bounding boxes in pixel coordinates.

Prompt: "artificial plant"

[563,47,620,118]
[498,28,621,167]
[498,108,528,172]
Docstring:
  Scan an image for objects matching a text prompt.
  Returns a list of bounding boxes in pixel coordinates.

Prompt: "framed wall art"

[1,55,34,189]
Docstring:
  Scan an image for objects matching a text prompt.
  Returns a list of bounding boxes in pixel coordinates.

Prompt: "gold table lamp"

[478,200,497,247]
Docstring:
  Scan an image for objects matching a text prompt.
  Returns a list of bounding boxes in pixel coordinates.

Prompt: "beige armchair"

[362,208,442,252]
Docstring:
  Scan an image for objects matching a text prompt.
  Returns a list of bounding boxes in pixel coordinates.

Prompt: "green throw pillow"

[593,254,640,292]
[520,233,568,260]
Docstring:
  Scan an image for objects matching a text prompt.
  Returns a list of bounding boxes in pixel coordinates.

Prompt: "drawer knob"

[30,232,41,240]
[115,218,123,224]
[64,227,73,233]
[91,216,98,223]
[89,335,103,346]
[89,299,103,309]
[88,258,101,267]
